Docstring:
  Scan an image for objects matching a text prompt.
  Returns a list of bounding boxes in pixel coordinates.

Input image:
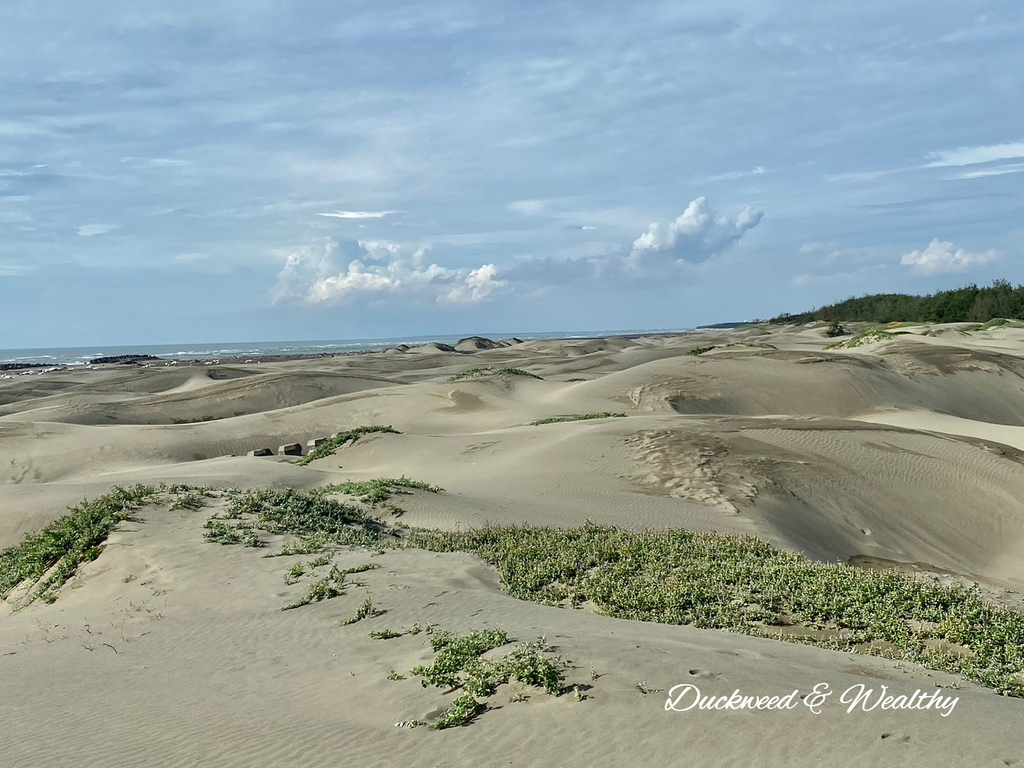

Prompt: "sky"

[1,1,1023,347]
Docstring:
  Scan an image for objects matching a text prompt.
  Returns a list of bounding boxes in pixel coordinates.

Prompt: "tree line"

[770,280,1024,324]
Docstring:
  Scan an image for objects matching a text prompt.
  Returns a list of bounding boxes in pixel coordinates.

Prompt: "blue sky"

[2,1,1023,347]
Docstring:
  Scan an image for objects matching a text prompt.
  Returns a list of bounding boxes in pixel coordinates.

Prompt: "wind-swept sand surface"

[2,324,1024,766]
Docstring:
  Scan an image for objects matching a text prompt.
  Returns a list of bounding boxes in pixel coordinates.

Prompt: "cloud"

[925,141,1024,168]
[77,223,119,237]
[799,242,847,265]
[0,263,32,277]
[704,166,766,182]
[900,239,998,275]
[317,210,397,219]
[119,156,190,168]
[268,240,339,303]
[792,242,894,286]
[508,199,552,216]
[951,163,1024,180]
[272,237,500,305]
[833,139,1024,182]
[445,264,505,303]
[493,198,764,291]
[307,262,396,301]
[629,197,762,268]
[500,254,608,286]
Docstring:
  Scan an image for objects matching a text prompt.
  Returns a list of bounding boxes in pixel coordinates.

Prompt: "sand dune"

[2,325,1024,765]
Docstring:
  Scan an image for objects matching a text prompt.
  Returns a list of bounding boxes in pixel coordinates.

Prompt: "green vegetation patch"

[296,425,401,466]
[224,488,381,545]
[434,694,482,729]
[203,519,262,547]
[826,329,905,349]
[315,477,443,506]
[531,412,627,426]
[170,487,214,511]
[687,345,716,356]
[409,524,1024,697]
[262,532,330,558]
[285,563,305,584]
[410,629,565,728]
[978,318,1024,331]
[0,485,159,606]
[283,565,346,610]
[448,367,543,381]
[343,597,378,625]
[412,628,509,689]
[283,563,379,610]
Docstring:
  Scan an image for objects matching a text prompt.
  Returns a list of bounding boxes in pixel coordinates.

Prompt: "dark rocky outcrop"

[455,336,503,351]
[88,354,162,365]
[278,443,303,456]
[412,342,457,353]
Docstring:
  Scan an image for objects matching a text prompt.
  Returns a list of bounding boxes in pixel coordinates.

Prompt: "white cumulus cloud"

[445,264,505,303]
[900,239,998,274]
[629,197,762,268]
[307,261,396,301]
[272,237,501,305]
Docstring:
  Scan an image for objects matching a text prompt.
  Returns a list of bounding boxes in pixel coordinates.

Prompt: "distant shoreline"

[0,327,698,368]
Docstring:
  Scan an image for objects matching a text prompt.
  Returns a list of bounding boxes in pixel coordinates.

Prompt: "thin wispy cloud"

[925,141,1024,168]
[77,224,119,237]
[317,210,398,219]
[834,139,1024,182]
[704,166,767,183]
[120,157,191,168]
[950,164,1024,180]
[508,199,553,216]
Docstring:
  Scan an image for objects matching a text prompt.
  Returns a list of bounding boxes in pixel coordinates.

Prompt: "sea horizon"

[0,326,701,366]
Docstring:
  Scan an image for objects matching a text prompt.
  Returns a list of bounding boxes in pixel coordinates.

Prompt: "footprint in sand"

[879,732,911,743]
[688,669,721,680]
[714,648,763,660]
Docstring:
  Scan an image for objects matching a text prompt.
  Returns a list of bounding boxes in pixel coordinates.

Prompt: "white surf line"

[851,410,1024,452]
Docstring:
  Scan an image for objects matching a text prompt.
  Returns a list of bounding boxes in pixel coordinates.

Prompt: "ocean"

[0,328,692,366]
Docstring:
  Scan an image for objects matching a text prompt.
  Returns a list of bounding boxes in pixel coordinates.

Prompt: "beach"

[2,322,1023,766]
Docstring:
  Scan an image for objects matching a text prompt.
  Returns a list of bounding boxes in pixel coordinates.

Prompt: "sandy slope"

[2,324,1024,766]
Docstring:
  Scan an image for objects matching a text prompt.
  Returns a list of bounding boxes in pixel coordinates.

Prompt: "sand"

[2,323,1023,766]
